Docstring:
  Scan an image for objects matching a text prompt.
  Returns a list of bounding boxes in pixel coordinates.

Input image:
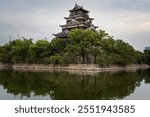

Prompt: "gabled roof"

[88,24,98,31]
[69,4,89,13]
[53,30,69,38]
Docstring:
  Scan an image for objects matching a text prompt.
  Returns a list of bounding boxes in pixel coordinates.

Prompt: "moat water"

[0,69,150,100]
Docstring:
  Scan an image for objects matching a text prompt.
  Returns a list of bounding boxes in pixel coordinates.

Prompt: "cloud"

[87,0,150,12]
[0,0,150,51]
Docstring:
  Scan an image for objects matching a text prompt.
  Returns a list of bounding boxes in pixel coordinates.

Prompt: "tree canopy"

[0,29,148,66]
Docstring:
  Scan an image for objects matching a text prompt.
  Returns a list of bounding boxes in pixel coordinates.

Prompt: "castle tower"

[53,4,98,39]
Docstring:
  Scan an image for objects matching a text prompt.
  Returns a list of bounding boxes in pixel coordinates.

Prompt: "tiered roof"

[53,4,98,39]
[69,4,89,13]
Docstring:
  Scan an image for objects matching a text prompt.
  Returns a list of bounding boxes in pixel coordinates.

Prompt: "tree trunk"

[82,54,85,64]
[81,48,85,64]
[94,55,97,64]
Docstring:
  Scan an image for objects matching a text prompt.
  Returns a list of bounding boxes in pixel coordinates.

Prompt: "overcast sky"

[0,0,150,51]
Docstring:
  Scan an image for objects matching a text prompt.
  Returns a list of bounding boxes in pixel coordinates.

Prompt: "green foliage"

[49,55,61,64]
[69,29,103,64]
[0,46,2,62]
[27,40,50,63]
[10,39,33,63]
[0,44,12,63]
[68,29,141,66]
[143,50,150,65]
[51,38,68,54]
[60,52,77,65]
[0,29,147,66]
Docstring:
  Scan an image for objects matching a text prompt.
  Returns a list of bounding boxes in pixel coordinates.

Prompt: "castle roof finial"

[75,1,77,6]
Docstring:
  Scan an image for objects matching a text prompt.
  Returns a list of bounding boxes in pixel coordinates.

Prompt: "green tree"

[0,46,3,62]
[50,38,68,55]
[28,40,50,63]
[144,50,150,65]
[49,55,61,64]
[69,29,88,64]
[0,29,147,66]
[0,44,12,63]
[114,40,137,66]
[69,29,104,64]
[9,39,33,63]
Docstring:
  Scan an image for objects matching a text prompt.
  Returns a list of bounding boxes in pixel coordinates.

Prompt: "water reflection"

[0,69,150,100]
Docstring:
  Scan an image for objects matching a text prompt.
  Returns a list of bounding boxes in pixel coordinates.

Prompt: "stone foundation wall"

[0,63,149,72]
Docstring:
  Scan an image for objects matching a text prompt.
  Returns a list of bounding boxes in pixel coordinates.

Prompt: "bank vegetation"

[0,29,150,67]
